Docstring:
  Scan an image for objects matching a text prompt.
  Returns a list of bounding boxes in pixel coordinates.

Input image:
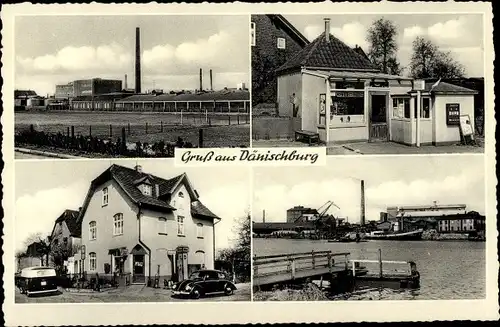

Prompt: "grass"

[253,283,329,301]
[16,111,250,147]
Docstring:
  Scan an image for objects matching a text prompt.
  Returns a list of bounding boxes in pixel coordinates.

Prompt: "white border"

[2,2,498,325]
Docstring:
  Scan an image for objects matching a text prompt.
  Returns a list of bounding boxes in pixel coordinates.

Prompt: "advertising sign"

[459,114,474,137]
[446,103,460,125]
[335,91,364,98]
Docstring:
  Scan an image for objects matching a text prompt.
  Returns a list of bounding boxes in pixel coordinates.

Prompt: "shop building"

[276,18,477,146]
[75,164,220,284]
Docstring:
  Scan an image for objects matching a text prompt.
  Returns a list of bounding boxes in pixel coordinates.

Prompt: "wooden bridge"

[253,251,351,288]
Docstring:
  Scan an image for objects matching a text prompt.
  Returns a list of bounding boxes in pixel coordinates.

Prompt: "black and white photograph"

[252,156,486,301]
[14,160,251,302]
[14,15,251,159]
[251,14,485,155]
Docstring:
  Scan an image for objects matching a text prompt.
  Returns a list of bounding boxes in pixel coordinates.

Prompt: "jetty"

[253,249,420,292]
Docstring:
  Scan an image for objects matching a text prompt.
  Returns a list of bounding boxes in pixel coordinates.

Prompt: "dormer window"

[140,184,152,196]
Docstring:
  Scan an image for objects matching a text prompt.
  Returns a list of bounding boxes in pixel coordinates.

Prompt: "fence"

[15,125,243,157]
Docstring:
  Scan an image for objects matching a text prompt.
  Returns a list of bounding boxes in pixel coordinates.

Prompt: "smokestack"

[361,180,366,226]
[324,18,331,42]
[135,27,141,94]
[124,74,128,90]
[263,210,266,223]
[210,69,213,91]
[199,68,203,91]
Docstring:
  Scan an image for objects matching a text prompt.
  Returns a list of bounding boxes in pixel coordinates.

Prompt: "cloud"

[402,16,475,46]
[254,172,484,225]
[303,22,369,50]
[15,181,88,252]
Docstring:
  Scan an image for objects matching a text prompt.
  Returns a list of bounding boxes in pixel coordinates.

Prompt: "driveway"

[328,141,484,155]
[15,283,251,303]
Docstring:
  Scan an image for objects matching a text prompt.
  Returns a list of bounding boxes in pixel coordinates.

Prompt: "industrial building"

[55,78,123,99]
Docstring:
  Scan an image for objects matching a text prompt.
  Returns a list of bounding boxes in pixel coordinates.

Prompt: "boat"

[365,229,424,241]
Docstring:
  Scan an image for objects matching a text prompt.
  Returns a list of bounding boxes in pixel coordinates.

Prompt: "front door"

[133,254,145,283]
[369,94,389,142]
[176,252,189,281]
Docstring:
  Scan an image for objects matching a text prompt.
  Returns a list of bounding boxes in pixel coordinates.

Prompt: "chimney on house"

[124,74,128,90]
[210,69,213,91]
[199,68,203,91]
[155,184,160,198]
[360,180,366,226]
[263,210,266,223]
[135,27,142,94]
[324,18,331,42]
[135,164,143,173]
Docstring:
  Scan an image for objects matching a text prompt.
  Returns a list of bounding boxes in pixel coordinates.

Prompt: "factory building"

[55,78,123,99]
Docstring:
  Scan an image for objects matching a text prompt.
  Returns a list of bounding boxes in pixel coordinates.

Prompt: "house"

[49,209,82,274]
[251,14,310,109]
[16,241,48,272]
[75,164,220,285]
[275,17,477,146]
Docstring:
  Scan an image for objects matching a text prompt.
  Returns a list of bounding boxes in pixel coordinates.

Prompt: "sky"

[15,160,250,252]
[285,14,484,77]
[253,156,485,224]
[14,15,250,96]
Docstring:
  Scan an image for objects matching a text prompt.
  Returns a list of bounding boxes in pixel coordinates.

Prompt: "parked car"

[172,269,237,299]
[17,266,59,296]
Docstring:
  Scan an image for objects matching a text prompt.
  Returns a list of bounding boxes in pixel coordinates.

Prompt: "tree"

[23,232,51,266]
[252,45,288,107]
[409,36,465,79]
[216,213,251,283]
[367,18,402,75]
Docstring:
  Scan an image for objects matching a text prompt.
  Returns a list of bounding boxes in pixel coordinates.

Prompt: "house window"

[197,223,203,238]
[392,98,410,118]
[102,187,108,206]
[113,213,124,235]
[178,191,184,198]
[250,22,256,46]
[142,184,152,196]
[63,237,68,246]
[89,252,97,271]
[277,37,286,49]
[177,216,185,235]
[414,97,431,118]
[158,217,167,234]
[89,221,97,240]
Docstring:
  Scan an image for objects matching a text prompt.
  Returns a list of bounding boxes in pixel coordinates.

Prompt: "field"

[16,111,250,148]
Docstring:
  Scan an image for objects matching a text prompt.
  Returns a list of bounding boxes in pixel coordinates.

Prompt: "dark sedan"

[172,270,237,299]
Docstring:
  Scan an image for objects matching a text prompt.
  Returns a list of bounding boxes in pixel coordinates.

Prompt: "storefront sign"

[334,91,364,98]
[459,114,474,136]
[446,103,460,125]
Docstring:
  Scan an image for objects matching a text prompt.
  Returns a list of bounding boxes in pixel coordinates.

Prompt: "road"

[15,283,251,303]
[15,152,52,159]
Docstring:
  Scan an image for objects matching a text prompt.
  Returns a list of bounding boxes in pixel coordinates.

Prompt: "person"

[290,93,298,117]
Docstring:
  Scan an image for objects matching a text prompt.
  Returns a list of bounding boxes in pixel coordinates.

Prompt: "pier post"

[291,259,296,280]
[121,127,126,154]
[311,250,315,269]
[378,249,383,278]
[328,253,332,273]
[352,261,356,277]
[145,122,148,134]
[199,129,204,148]
[89,126,92,136]
[109,124,113,138]
[161,121,163,133]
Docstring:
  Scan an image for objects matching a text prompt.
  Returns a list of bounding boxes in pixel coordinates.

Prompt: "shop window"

[392,98,410,118]
[331,94,364,116]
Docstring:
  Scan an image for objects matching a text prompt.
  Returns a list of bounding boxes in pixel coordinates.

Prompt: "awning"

[304,69,413,82]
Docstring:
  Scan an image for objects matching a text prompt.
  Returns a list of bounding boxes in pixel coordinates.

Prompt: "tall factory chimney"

[135,27,142,94]
[199,68,203,91]
[124,74,128,90]
[360,180,366,226]
[263,210,266,223]
[210,69,213,91]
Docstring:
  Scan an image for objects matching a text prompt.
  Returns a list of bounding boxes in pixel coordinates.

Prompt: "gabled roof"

[77,164,219,223]
[191,200,220,220]
[53,209,81,238]
[277,32,379,74]
[267,14,310,48]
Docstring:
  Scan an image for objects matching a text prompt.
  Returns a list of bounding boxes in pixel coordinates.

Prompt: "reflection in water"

[254,238,486,300]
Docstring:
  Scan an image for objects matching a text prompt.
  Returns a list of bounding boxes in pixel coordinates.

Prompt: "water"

[253,238,486,300]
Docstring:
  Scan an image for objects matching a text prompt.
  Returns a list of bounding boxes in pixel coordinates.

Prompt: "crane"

[317,200,340,219]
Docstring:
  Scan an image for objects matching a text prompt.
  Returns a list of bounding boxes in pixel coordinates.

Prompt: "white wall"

[434,95,474,144]
[301,73,325,132]
[277,73,302,117]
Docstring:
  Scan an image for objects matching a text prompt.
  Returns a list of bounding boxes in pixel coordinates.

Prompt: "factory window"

[250,22,256,46]
[277,37,286,49]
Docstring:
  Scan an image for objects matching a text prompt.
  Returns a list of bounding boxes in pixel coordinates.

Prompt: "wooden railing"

[253,251,350,281]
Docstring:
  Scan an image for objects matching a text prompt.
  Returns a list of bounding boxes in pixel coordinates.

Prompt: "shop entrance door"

[132,254,145,284]
[369,93,389,142]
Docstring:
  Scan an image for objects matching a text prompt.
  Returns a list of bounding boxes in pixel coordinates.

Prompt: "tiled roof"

[55,209,81,238]
[78,164,219,221]
[277,32,379,74]
[15,90,38,98]
[116,89,250,103]
[424,81,478,95]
